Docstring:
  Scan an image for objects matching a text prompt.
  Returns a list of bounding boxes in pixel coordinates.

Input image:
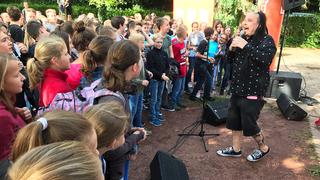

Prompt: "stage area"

[130,47,320,180]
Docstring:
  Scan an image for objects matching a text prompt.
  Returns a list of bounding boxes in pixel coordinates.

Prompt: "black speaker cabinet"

[276,93,307,121]
[282,0,305,11]
[150,151,189,180]
[266,71,302,101]
[203,99,229,126]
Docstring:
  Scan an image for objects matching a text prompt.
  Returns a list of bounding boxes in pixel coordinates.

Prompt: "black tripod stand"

[178,99,219,152]
[178,38,219,152]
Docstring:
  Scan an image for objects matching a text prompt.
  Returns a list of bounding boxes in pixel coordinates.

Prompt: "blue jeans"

[129,92,143,127]
[185,56,196,89]
[171,77,185,106]
[212,63,219,89]
[149,79,165,120]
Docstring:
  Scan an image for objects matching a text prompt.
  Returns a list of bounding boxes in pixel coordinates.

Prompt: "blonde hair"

[84,101,129,149]
[8,141,103,180]
[128,33,145,44]
[11,111,94,162]
[0,54,19,115]
[27,36,66,89]
[152,33,162,41]
[176,25,187,38]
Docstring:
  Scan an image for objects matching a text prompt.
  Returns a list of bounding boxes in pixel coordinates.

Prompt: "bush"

[0,3,97,18]
[285,13,320,48]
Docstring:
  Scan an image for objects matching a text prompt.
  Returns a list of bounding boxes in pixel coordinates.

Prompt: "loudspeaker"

[276,93,307,121]
[282,0,305,11]
[203,99,229,126]
[150,151,189,180]
[266,71,302,101]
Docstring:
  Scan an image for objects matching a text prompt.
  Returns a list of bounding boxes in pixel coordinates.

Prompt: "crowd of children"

[0,2,240,179]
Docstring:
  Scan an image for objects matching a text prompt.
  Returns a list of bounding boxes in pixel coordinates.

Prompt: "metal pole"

[277,10,290,74]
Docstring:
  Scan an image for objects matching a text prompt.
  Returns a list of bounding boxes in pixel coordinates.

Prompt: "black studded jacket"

[227,35,277,96]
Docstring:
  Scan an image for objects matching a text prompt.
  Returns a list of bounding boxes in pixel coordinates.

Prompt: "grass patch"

[289,126,320,176]
[308,164,320,177]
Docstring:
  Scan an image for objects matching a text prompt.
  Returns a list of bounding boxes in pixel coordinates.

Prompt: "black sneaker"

[161,105,175,112]
[247,148,270,162]
[217,147,242,157]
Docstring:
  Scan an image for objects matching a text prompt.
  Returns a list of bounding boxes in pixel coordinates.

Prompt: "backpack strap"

[94,88,126,106]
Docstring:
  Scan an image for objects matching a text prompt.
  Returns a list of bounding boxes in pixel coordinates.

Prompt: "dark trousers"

[191,62,213,99]
[185,56,196,89]
[221,62,231,90]
[216,59,224,85]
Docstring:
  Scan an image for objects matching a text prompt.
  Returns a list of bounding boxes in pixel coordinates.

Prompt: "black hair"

[253,11,268,41]
[111,16,125,29]
[204,27,214,39]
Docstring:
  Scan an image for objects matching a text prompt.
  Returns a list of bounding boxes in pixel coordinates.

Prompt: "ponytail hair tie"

[37,117,48,130]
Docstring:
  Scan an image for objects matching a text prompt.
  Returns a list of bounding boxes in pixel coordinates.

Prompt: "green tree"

[87,0,126,8]
[213,0,257,28]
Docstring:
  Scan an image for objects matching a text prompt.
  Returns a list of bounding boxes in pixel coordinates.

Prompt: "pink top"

[65,63,83,90]
[0,102,25,160]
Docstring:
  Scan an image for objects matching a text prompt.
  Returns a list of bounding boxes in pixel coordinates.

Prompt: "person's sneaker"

[161,105,175,112]
[247,148,270,162]
[149,119,162,127]
[216,147,242,157]
[157,114,166,122]
[177,103,187,108]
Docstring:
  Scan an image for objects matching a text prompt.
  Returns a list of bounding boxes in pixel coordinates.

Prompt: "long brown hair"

[11,111,94,161]
[103,40,140,92]
[82,35,114,82]
[0,54,19,115]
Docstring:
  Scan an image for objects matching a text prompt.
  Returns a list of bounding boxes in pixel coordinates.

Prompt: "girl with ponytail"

[95,40,147,180]
[27,35,72,107]
[80,35,114,87]
[11,111,98,162]
[65,20,96,89]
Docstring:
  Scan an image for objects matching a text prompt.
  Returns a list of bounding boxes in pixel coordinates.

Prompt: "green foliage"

[308,164,320,176]
[0,2,170,21]
[285,13,320,48]
[97,5,171,21]
[213,0,257,28]
[87,0,126,8]
[0,3,97,18]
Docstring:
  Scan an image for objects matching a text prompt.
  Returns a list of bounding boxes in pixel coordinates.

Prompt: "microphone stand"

[178,37,219,152]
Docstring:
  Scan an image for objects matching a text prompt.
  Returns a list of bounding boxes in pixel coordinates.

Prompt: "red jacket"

[65,63,83,90]
[172,38,187,77]
[39,68,73,107]
[0,102,25,160]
